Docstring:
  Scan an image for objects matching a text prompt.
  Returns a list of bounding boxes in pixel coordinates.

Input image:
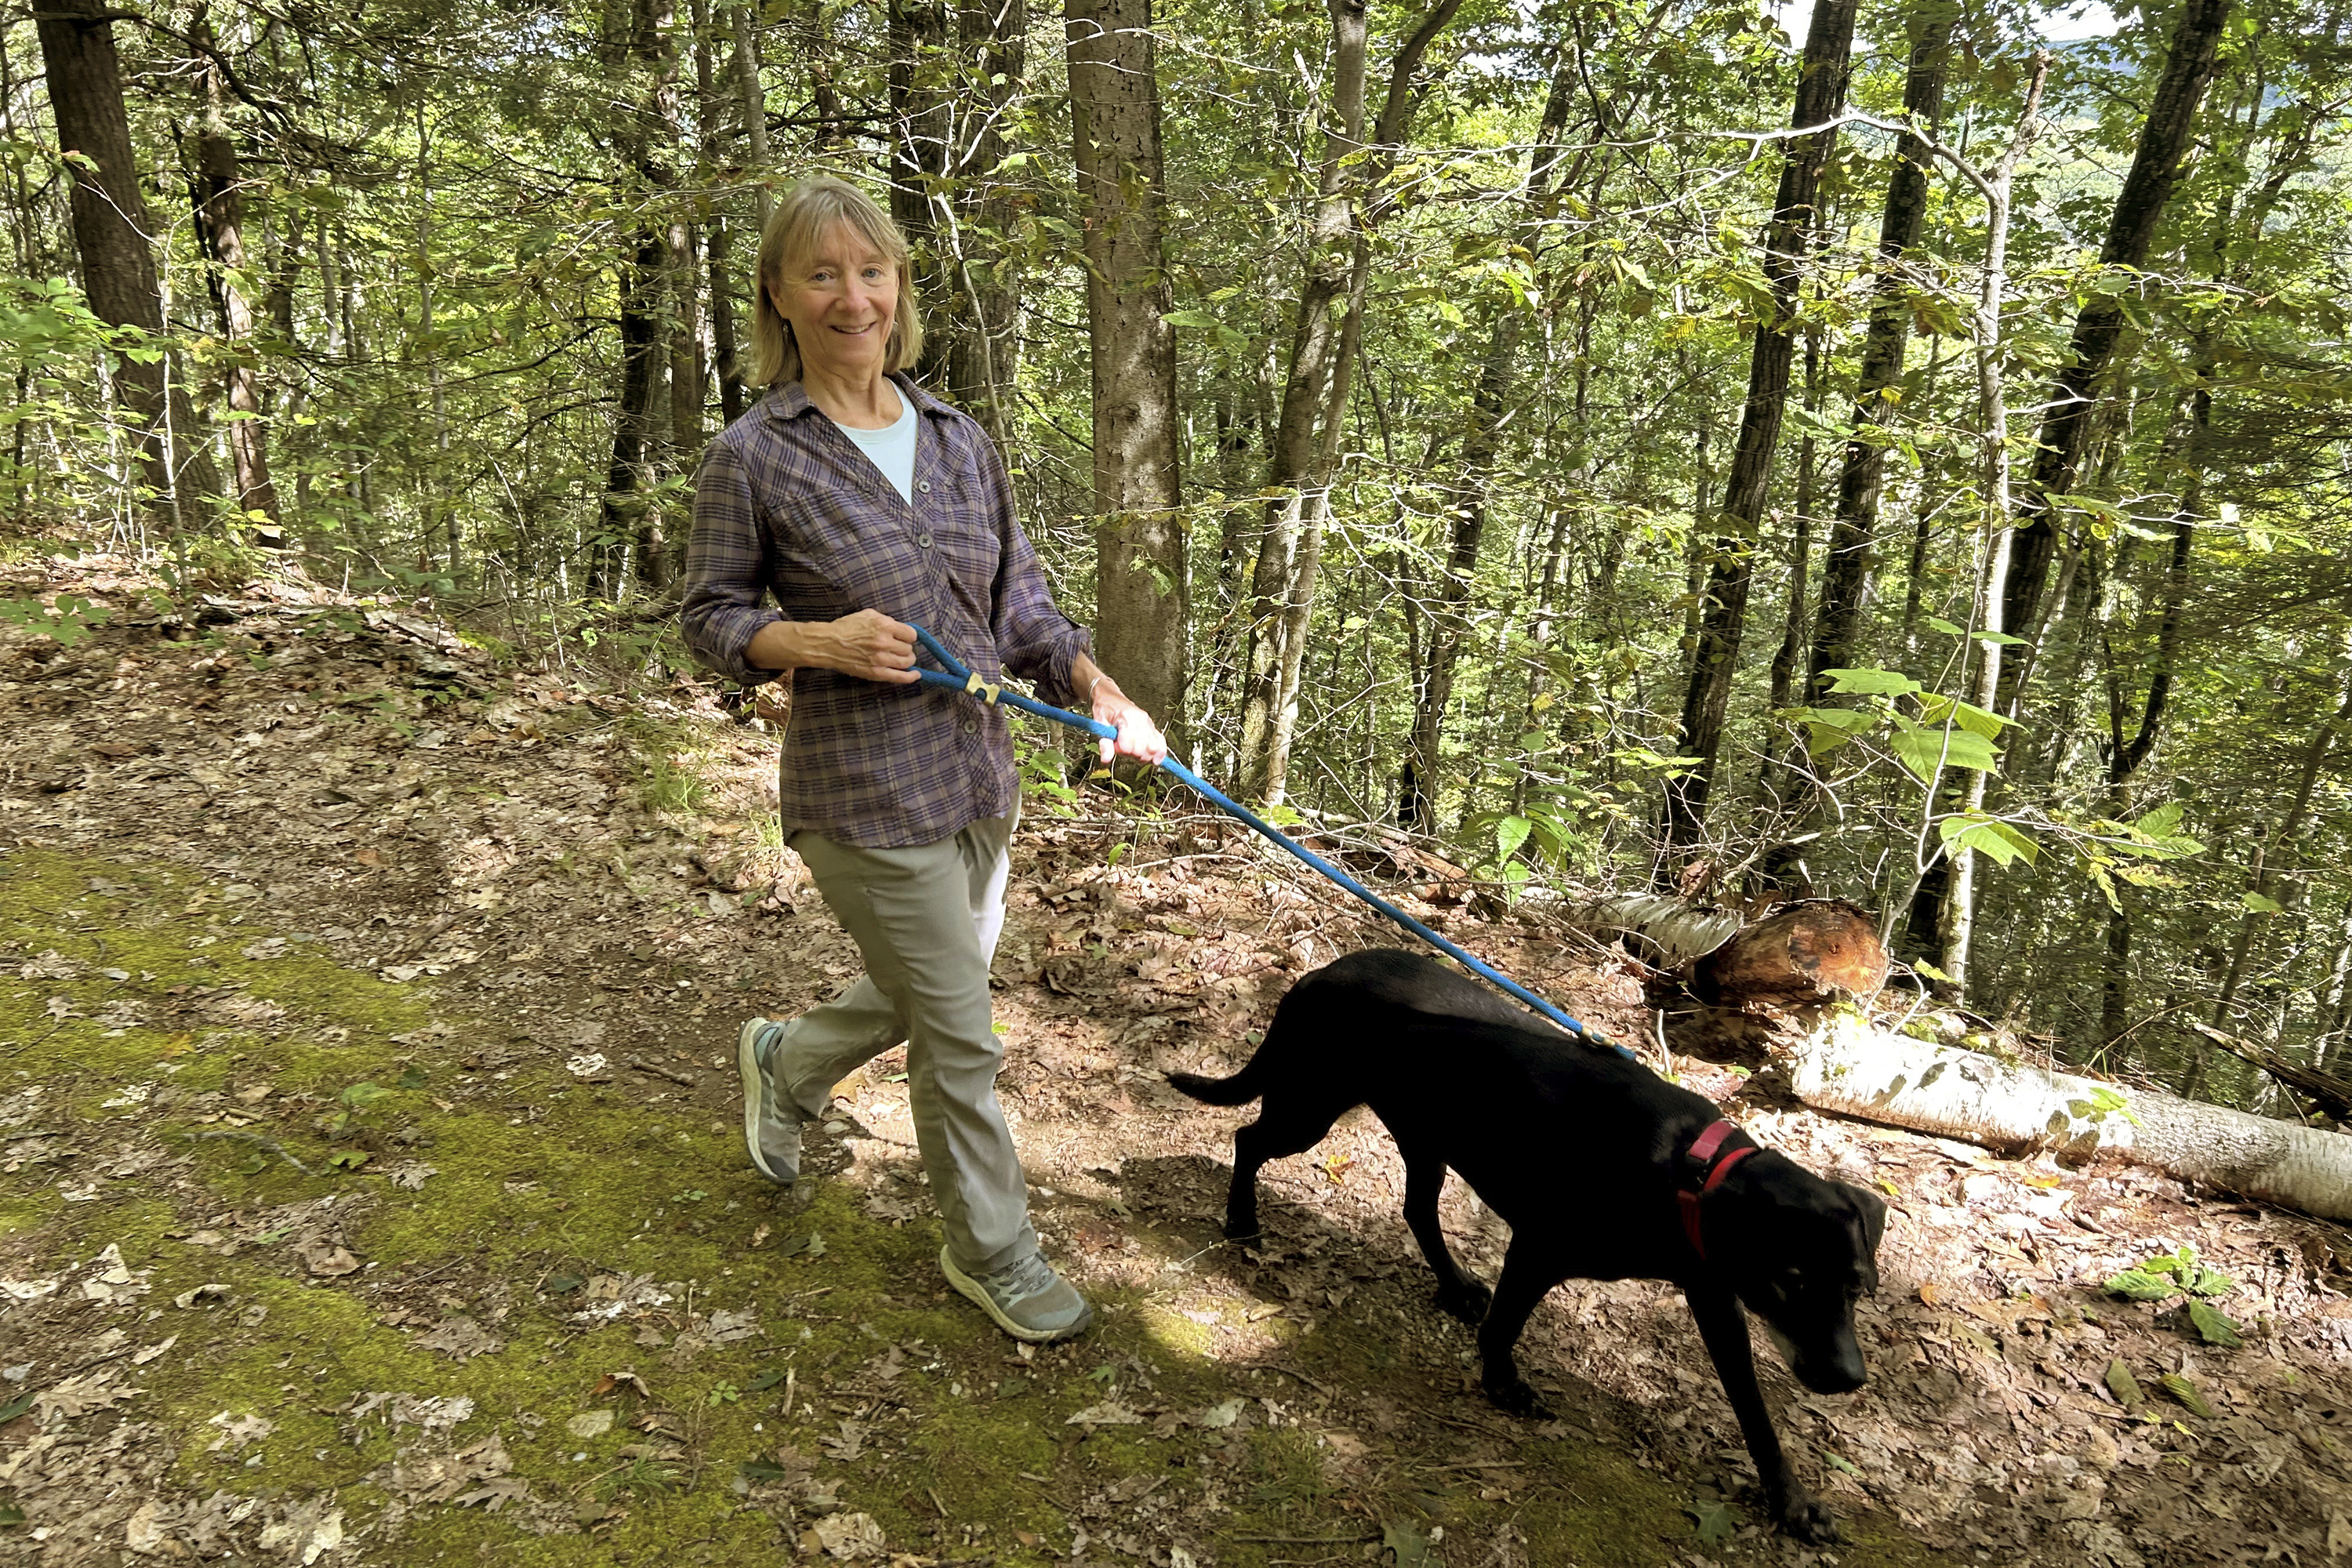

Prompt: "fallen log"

[1559,893,1744,967]
[2184,1018,2352,1123]
[1788,1011,2352,1223]
[1690,898,1889,1007]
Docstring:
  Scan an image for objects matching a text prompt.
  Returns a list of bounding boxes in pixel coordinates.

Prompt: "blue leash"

[902,625,1632,1058]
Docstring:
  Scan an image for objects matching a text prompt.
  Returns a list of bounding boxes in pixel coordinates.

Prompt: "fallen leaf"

[2158,1371,2214,1418]
[567,1410,615,1438]
[1686,1498,1737,1544]
[1066,1399,1145,1427]
[591,1370,652,1400]
[1384,1520,1436,1568]
[299,1241,362,1277]
[416,1316,503,1362]
[38,1368,132,1418]
[813,1512,887,1560]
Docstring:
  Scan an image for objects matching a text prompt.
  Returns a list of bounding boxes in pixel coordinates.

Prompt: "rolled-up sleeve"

[679,441,782,687]
[983,438,1091,708]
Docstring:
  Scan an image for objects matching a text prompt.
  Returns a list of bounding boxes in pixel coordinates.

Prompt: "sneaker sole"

[939,1247,1094,1344]
[737,1018,793,1185]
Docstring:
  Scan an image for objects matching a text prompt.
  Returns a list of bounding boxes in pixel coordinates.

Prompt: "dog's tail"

[1165,1062,1263,1106]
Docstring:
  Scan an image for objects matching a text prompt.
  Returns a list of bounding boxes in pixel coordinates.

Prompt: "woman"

[680,176,1166,1344]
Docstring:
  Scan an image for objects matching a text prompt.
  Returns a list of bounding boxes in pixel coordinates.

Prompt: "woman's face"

[771,224,898,384]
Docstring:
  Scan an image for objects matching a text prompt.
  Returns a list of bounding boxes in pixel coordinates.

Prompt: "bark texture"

[1658,0,1858,871]
[1068,0,1187,742]
[37,0,222,522]
[1788,1013,2352,1224]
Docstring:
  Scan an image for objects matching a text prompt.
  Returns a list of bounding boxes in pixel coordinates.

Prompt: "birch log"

[1790,1011,2352,1222]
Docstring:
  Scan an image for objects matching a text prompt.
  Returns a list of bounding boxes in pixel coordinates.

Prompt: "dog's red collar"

[1678,1119,1757,1262]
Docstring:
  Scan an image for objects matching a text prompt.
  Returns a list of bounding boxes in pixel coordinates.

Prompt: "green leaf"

[2242,891,2282,913]
[746,1367,788,1392]
[1915,692,2011,737]
[544,1273,586,1295]
[325,1149,369,1171]
[396,1065,428,1090]
[2187,1299,2244,1348]
[0,1389,34,1424]
[1822,1451,1862,1475]
[339,1081,395,1109]
[1890,726,1999,783]
[1685,1499,1737,1544]
[2183,1264,2234,1297]
[1493,815,1534,865]
[1936,814,2040,868]
[2103,1359,2143,1408]
[1912,959,1953,982]
[2158,1372,2214,1418]
[1824,666,1922,696]
[2103,1268,2181,1301]
[739,1459,790,1482]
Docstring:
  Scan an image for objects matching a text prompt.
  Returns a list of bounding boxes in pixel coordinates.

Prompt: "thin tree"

[187,18,281,541]
[1994,0,2233,716]
[1238,0,1465,805]
[1396,58,1575,833]
[1656,0,1859,880]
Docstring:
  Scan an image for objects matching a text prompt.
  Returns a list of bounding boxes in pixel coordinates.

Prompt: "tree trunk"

[1397,56,1573,833]
[1657,0,1858,871]
[601,0,679,594]
[36,0,222,527]
[1806,1,1954,702]
[887,0,951,367]
[731,5,773,233]
[1239,0,1464,804]
[187,30,281,541]
[1067,0,1186,745]
[1994,0,2232,716]
[946,0,1029,436]
[1786,1012,2352,1223]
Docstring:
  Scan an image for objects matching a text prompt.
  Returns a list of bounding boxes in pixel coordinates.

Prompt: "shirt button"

[961,720,978,736]
[918,532,934,549]
[917,480,932,495]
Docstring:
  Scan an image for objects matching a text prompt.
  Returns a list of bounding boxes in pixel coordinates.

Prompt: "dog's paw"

[1434,1282,1492,1324]
[1482,1377,1553,1420]
[1773,1492,1840,1546]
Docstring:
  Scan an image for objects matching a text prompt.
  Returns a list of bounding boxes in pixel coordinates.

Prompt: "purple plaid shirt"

[680,374,1092,848]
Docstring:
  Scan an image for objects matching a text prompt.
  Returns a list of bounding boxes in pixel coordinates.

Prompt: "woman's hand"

[745,609,918,683]
[1080,664,1167,768]
[822,609,920,683]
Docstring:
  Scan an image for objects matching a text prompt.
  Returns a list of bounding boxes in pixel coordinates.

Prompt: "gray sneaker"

[736,1018,801,1184]
[940,1247,1094,1343]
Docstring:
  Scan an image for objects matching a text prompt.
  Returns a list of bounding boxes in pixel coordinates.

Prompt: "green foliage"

[2103,1247,2234,1303]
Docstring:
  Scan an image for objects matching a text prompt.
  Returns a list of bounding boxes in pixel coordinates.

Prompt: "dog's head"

[1713,1158,1886,1395]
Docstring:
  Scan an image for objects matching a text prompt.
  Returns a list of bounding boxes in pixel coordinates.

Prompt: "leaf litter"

[3,559,2352,1564]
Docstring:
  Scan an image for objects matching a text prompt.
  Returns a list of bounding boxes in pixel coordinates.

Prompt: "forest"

[8,0,2352,1111]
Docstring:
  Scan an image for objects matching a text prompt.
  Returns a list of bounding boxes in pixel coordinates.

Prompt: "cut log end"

[1690,898,1889,1008]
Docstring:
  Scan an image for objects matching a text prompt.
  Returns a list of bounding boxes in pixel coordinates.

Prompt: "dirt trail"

[2,559,2349,1568]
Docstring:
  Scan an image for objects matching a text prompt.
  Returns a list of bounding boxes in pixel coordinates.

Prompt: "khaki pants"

[779,810,1036,1273]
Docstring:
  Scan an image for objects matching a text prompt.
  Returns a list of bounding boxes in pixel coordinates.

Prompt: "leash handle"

[901,624,1628,1057]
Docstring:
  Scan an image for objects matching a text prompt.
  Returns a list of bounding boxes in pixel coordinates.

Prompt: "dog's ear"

[1837,1180,1889,1260]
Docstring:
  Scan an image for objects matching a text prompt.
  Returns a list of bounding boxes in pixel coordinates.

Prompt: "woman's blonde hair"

[750,176,924,389]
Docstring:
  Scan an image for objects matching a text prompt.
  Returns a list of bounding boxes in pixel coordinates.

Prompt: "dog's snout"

[1798,1359,1867,1396]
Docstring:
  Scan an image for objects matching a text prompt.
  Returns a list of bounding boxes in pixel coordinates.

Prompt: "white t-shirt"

[829,391,918,506]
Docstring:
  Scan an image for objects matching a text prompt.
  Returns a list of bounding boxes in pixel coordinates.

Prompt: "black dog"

[1169,949,1886,1543]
